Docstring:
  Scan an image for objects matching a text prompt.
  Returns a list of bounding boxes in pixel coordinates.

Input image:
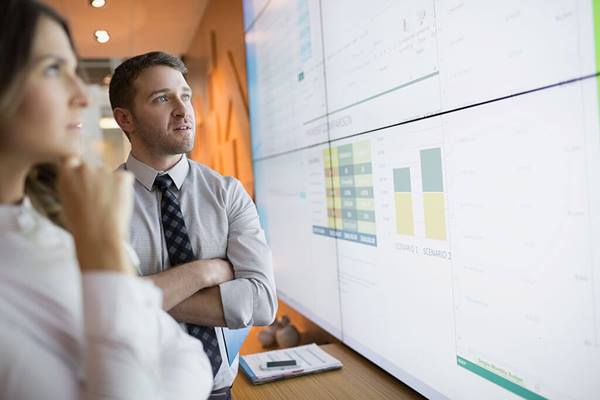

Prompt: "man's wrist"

[193,259,231,289]
[192,259,215,289]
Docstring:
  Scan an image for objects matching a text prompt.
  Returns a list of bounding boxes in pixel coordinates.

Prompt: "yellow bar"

[423,192,446,240]
[395,192,414,236]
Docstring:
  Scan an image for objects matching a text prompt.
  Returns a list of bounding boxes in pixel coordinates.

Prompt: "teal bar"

[393,168,411,192]
[420,148,444,192]
[456,356,547,400]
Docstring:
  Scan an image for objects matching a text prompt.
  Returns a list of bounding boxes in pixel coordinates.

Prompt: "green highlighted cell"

[457,356,547,400]
[594,0,600,73]
[594,0,600,135]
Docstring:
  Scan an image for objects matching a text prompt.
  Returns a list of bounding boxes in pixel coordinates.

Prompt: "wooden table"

[232,343,425,399]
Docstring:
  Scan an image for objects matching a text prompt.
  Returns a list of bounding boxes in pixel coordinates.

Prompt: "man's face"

[130,65,195,156]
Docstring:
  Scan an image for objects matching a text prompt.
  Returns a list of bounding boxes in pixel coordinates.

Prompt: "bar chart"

[392,147,447,241]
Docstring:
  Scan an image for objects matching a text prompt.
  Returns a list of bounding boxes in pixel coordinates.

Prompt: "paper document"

[240,343,343,384]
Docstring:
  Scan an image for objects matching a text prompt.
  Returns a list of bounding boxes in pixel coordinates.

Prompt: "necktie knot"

[154,174,174,192]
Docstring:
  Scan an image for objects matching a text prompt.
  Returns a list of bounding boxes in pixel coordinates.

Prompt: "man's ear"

[113,107,134,136]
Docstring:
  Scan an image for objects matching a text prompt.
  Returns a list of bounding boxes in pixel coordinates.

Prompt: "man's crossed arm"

[147,179,278,329]
[146,259,233,326]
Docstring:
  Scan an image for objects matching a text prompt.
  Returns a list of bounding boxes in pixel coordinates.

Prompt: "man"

[109,51,277,399]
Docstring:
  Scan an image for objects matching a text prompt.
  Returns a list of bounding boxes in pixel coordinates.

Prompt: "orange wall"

[184,0,339,350]
[184,0,254,197]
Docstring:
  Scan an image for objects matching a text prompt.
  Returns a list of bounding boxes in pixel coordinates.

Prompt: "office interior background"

[44,0,600,398]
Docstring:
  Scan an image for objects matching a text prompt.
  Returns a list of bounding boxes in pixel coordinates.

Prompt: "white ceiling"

[43,0,209,58]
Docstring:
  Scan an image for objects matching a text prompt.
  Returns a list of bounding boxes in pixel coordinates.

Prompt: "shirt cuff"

[219,278,254,328]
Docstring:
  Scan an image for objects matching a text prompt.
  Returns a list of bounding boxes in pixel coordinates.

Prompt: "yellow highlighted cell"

[357,221,376,235]
[330,147,339,167]
[328,217,335,229]
[356,197,374,210]
[352,141,371,163]
[353,174,373,187]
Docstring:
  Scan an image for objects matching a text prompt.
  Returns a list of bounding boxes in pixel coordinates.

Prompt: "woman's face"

[2,15,88,164]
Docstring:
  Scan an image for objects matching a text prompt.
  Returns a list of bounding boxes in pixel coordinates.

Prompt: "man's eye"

[156,95,169,103]
[182,94,191,101]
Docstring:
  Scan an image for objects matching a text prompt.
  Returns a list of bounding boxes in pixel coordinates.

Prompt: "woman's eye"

[44,64,60,77]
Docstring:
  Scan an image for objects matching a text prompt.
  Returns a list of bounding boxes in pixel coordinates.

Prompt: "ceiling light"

[90,0,106,8]
[94,30,110,44]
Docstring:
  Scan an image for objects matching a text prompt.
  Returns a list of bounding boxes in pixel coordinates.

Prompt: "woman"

[0,1,213,398]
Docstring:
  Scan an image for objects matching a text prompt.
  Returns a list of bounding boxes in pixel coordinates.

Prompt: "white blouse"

[0,198,213,399]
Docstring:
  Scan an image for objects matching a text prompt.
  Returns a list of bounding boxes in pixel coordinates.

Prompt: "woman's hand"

[57,157,135,274]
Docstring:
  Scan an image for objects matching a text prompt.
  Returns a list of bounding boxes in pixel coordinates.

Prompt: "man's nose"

[172,98,187,118]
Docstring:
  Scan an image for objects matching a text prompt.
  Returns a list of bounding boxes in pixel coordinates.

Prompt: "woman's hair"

[0,0,77,228]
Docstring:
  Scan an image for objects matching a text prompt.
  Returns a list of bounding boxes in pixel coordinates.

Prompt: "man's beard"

[133,116,195,156]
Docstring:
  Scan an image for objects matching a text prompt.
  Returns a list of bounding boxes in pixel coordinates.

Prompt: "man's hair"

[109,51,188,112]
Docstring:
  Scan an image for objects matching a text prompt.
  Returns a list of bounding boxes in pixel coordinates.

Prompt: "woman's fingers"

[57,159,134,274]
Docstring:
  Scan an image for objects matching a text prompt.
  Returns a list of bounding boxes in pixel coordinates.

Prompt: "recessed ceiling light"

[90,0,106,8]
[94,30,110,44]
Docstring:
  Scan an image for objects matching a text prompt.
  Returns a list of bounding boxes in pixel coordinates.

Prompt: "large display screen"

[244,1,600,398]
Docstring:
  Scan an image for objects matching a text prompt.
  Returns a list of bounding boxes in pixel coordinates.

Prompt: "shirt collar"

[0,197,41,232]
[125,153,189,192]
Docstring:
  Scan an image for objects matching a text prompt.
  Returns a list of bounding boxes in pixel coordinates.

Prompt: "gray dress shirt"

[121,153,277,389]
